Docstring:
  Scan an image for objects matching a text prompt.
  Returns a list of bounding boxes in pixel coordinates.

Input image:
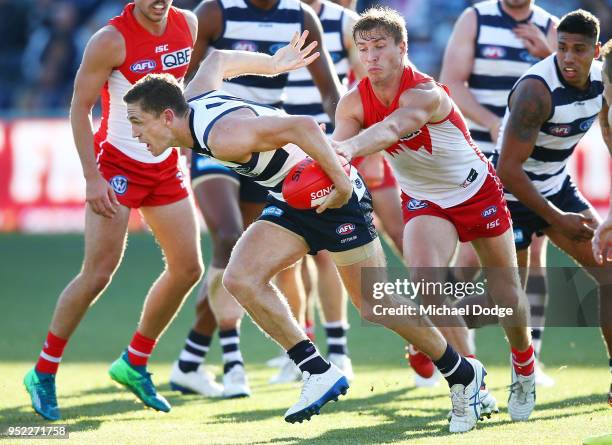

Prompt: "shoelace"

[509,381,528,404]
[37,376,58,406]
[450,387,468,417]
[297,372,314,402]
[137,372,157,397]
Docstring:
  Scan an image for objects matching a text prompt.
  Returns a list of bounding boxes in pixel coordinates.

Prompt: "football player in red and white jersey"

[333,7,537,423]
[23,1,202,420]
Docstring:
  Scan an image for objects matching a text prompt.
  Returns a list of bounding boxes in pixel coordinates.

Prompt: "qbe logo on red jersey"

[162,47,191,70]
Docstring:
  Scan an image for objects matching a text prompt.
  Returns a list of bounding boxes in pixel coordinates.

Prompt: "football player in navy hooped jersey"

[124,33,487,431]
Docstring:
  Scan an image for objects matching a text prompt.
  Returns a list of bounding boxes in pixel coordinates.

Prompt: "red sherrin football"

[282,157,351,209]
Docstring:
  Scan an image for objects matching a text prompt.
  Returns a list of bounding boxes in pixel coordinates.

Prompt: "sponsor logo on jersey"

[336,223,356,236]
[262,206,284,217]
[268,43,286,55]
[130,59,156,74]
[176,171,186,189]
[162,47,191,70]
[399,130,421,142]
[340,235,358,244]
[579,117,596,132]
[110,175,128,195]
[519,51,539,64]
[354,177,363,190]
[330,52,343,63]
[513,228,524,244]
[406,198,428,211]
[460,168,479,188]
[481,205,497,218]
[232,41,258,52]
[481,46,506,59]
[549,124,572,136]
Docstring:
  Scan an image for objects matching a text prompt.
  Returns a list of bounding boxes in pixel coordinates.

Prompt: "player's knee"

[212,229,241,266]
[222,268,254,303]
[81,270,114,297]
[171,257,204,286]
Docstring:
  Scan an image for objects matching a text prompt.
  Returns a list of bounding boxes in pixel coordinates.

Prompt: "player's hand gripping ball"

[282,156,351,209]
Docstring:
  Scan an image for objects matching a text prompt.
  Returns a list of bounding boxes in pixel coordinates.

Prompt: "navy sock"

[178,330,212,373]
[287,340,330,375]
[433,344,474,387]
[219,328,244,374]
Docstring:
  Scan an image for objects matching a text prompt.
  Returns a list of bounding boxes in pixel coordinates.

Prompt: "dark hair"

[557,9,600,43]
[602,39,612,81]
[123,73,189,116]
[353,7,407,45]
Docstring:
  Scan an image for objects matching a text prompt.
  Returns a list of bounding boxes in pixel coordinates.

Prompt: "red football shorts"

[95,142,188,209]
[352,156,398,191]
[401,164,511,242]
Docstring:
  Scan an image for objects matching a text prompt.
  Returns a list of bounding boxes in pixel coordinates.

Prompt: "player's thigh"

[225,220,310,287]
[543,208,602,268]
[140,196,202,269]
[82,204,131,274]
[403,215,459,267]
[193,176,243,237]
[335,238,386,309]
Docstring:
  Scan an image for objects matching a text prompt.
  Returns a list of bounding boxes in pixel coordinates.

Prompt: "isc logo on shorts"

[162,47,191,70]
[262,206,283,217]
[110,175,128,195]
[336,223,356,236]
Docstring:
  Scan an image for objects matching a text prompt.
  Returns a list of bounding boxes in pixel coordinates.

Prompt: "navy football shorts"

[507,175,590,250]
[190,153,269,203]
[258,172,378,255]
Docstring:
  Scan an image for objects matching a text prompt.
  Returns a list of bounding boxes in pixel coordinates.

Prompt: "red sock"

[512,344,535,376]
[127,331,157,367]
[305,319,315,341]
[36,331,68,374]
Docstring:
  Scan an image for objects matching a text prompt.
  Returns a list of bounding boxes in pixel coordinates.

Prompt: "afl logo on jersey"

[549,124,572,136]
[481,46,506,59]
[481,205,497,218]
[232,41,258,52]
[130,59,156,74]
[162,47,191,70]
[110,175,128,195]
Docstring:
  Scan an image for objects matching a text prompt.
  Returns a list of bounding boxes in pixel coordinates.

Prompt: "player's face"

[556,32,600,88]
[501,0,532,9]
[134,0,172,23]
[355,28,406,83]
[127,103,173,156]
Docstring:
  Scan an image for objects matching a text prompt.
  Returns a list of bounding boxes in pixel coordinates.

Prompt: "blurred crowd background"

[1,0,610,115]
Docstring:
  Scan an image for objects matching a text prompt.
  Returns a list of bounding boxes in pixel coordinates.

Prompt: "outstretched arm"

[209,113,352,213]
[335,82,443,159]
[185,31,319,99]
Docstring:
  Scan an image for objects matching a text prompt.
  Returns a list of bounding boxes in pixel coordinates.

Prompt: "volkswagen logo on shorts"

[110,175,128,195]
[336,223,356,236]
[579,117,596,132]
[407,198,428,211]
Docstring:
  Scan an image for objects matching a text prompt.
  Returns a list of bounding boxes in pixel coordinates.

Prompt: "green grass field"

[0,233,610,444]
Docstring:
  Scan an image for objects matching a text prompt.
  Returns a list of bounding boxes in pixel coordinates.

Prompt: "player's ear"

[163,108,175,126]
[594,41,601,59]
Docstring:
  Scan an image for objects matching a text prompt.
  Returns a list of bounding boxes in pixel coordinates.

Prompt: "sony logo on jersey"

[162,47,191,70]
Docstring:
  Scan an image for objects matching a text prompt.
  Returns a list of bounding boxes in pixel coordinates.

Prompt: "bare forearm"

[447,81,499,129]
[498,164,561,224]
[70,103,99,179]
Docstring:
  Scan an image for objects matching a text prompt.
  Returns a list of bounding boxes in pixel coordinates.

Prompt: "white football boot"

[284,364,349,423]
[169,362,223,397]
[448,357,486,433]
[508,364,536,421]
[222,364,251,398]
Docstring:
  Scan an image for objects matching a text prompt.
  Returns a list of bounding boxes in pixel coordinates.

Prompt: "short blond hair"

[353,7,407,45]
